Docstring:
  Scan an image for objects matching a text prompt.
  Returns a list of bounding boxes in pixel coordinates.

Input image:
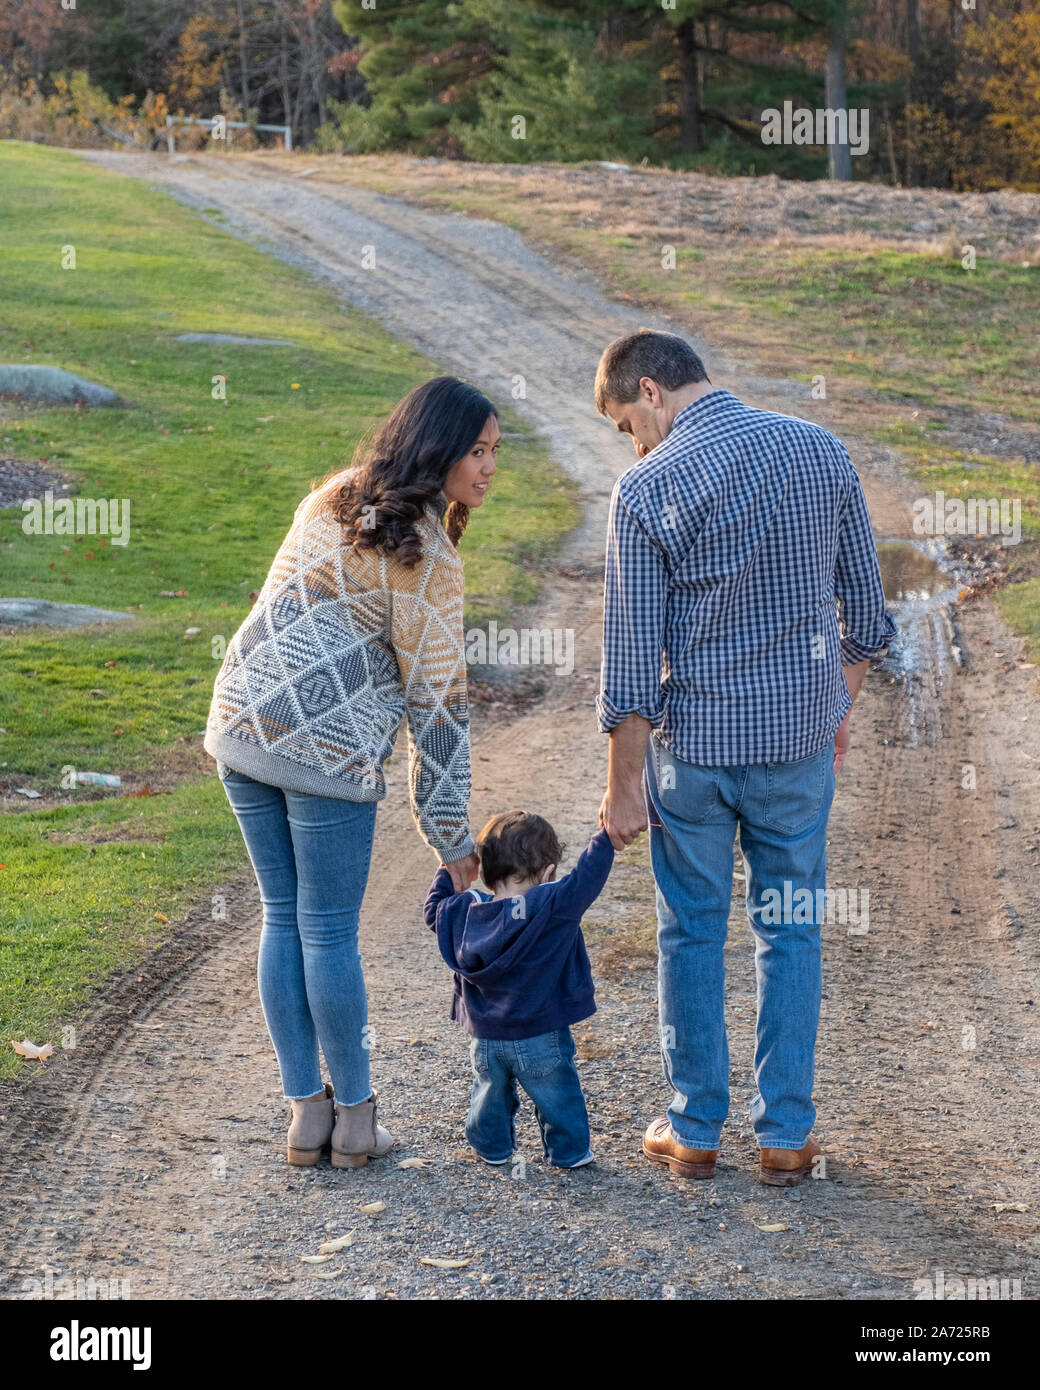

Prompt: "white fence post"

[164,116,293,153]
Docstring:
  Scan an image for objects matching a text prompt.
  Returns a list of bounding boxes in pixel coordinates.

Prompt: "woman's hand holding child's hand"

[442,851,480,894]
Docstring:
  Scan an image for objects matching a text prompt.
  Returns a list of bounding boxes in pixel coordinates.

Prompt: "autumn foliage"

[0,0,1036,189]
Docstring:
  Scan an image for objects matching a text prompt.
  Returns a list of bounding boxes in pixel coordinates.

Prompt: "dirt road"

[1,152,1037,1301]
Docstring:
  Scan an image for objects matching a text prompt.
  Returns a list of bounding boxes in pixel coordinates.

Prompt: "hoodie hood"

[437,883,559,986]
[423,828,612,1042]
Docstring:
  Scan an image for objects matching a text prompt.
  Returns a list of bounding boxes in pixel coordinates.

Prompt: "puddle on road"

[874,538,960,746]
[877,540,951,603]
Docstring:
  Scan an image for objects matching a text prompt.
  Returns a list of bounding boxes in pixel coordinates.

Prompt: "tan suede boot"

[286,1083,334,1166]
[330,1089,393,1170]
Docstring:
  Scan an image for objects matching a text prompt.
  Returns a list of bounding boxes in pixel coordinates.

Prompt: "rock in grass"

[0,365,117,406]
[174,333,295,346]
[0,597,135,628]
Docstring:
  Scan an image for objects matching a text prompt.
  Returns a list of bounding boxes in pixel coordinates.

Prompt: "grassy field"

[0,142,579,1076]
[300,158,1040,413]
[310,154,1040,654]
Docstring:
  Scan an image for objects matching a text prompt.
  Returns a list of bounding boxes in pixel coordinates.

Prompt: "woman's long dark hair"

[322,376,497,567]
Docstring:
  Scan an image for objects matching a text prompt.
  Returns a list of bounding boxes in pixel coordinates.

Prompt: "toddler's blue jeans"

[465,1027,593,1168]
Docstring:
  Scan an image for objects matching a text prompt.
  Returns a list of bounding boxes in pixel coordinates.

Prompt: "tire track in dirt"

[1,153,1037,1301]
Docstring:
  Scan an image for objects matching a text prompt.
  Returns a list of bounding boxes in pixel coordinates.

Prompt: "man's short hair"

[595,329,710,415]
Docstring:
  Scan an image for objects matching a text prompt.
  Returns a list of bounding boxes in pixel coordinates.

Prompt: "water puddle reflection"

[874,538,960,745]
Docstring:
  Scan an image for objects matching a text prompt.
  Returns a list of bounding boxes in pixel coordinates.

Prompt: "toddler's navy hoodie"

[424,827,614,1040]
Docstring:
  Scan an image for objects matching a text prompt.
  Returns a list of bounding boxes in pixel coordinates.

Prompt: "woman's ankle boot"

[287,1083,334,1165]
[330,1090,393,1170]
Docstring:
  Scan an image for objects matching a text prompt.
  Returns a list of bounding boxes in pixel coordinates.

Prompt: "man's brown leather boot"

[758,1137,822,1186]
[642,1117,718,1178]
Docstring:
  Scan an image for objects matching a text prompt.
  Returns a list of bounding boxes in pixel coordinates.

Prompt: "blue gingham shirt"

[597,389,896,765]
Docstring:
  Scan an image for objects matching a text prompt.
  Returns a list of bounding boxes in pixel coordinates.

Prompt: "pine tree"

[457,1,662,164]
[331,0,497,152]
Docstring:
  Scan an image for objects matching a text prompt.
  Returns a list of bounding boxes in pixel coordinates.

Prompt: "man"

[594,329,894,1186]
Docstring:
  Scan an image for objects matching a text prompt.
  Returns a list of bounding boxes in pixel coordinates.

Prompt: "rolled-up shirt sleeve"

[596,482,668,732]
[834,465,897,665]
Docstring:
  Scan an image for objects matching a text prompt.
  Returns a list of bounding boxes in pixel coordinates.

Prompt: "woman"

[203,376,498,1168]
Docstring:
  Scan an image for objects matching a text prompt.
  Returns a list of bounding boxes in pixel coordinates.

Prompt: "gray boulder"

[0,365,117,406]
[0,597,135,628]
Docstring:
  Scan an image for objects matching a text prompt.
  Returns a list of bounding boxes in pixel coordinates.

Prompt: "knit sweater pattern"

[203,474,474,863]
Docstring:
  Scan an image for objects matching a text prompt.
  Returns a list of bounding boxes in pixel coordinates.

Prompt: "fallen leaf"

[11,1039,54,1060]
[994,1202,1028,1213]
[419,1256,472,1270]
[154,913,169,923]
[397,1157,434,1170]
[318,1232,356,1253]
[300,1254,333,1264]
[358,1201,387,1215]
[756,1223,788,1232]
[311,1270,340,1280]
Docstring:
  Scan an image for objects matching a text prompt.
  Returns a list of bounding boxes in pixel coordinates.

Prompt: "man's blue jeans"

[643,736,835,1151]
[217,763,377,1107]
[465,1028,593,1168]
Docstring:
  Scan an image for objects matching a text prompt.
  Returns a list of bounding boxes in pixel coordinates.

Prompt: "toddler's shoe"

[556,1151,595,1169]
[470,1148,512,1166]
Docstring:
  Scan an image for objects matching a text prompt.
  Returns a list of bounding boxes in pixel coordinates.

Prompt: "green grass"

[875,420,1040,544]
[722,247,1040,421]
[0,142,579,1074]
[532,226,1040,424]
[0,778,244,1076]
[995,579,1040,665]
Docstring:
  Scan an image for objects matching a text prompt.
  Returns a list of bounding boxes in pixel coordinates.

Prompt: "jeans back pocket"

[514,1031,562,1078]
[761,746,832,835]
[649,737,721,825]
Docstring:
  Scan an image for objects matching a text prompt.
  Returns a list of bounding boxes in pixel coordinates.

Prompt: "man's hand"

[442,851,480,894]
[601,713,654,850]
[833,711,851,774]
[599,786,648,850]
[835,658,869,774]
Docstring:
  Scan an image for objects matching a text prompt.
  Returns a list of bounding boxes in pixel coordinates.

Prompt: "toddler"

[424,811,614,1169]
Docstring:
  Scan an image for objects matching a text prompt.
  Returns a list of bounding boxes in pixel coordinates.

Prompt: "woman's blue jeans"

[217,764,377,1106]
[644,737,836,1152]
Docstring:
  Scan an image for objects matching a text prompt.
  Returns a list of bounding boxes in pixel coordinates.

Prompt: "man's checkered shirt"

[596,389,896,765]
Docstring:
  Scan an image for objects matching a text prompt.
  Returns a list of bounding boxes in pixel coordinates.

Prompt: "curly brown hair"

[316,376,497,568]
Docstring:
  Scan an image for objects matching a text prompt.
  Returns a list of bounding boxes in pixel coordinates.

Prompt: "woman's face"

[442,414,500,508]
